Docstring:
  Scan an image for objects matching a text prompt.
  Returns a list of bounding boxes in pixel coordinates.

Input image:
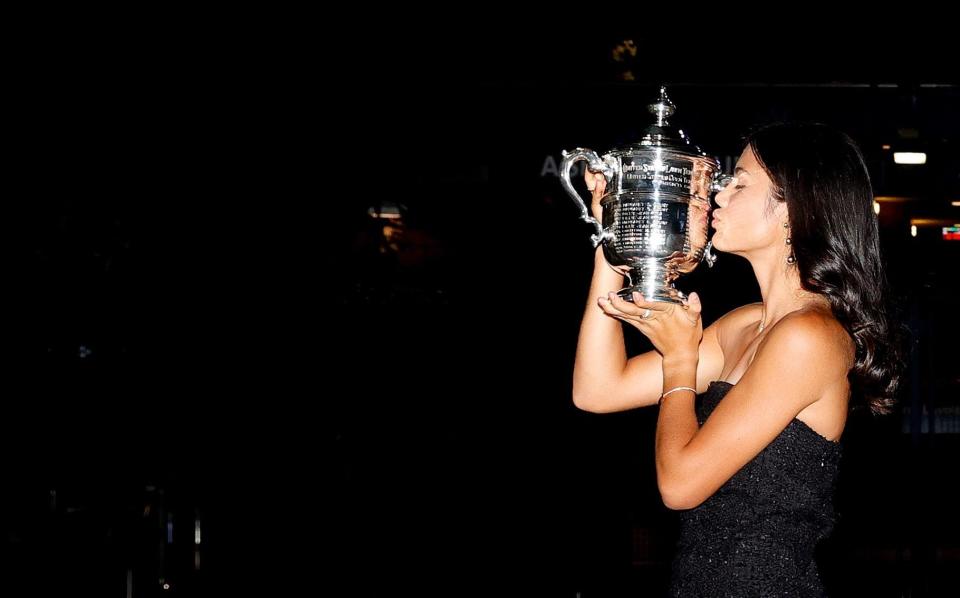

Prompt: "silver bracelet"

[658,386,697,405]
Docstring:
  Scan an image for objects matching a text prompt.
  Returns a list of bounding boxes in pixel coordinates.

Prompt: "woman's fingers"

[586,171,606,193]
[598,290,705,329]
[594,175,606,196]
[598,291,667,317]
[587,172,607,221]
[620,291,669,312]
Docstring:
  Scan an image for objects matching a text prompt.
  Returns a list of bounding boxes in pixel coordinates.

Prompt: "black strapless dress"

[668,380,843,597]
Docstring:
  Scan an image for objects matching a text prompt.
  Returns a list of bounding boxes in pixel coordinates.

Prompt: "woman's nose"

[714,188,729,208]
[713,175,735,208]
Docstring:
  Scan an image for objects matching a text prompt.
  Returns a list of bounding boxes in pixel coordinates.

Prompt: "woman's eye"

[734,185,745,190]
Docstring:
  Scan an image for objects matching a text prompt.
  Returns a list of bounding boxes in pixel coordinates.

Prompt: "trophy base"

[617,286,686,304]
[614,261,687,304]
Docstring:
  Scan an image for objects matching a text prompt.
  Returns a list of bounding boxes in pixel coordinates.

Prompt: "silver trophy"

[561,86,732,304]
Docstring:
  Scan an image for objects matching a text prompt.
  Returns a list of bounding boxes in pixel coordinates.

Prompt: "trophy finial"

[648,85,676,126]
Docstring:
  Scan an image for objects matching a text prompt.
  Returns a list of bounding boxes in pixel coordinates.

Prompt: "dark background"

[8,22,959,597]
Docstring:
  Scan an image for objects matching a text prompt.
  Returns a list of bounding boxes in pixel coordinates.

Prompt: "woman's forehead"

[737,146,759,171]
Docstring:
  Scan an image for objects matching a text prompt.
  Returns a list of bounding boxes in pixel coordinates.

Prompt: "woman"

[572,122,904,596]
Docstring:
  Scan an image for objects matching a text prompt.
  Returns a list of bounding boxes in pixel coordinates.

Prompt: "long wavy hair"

[745,122,907,416]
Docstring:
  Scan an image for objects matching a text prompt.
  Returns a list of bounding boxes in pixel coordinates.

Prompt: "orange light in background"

[910,218,960,226]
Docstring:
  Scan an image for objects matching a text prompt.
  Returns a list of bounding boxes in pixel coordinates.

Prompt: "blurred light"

[611,40,637,63]
[873,201,881,215]
[894,152,926,165]
[911,218,959,226]
[881,144,891,150]
[951,201,960,207]
[367,201,405,220]
[910,225,917,237]
[195,518,201,545]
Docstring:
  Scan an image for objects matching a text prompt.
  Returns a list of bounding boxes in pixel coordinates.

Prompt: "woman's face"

[710,145,786,256]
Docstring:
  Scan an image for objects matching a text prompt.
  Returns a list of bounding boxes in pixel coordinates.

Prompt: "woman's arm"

[572,245,726,413]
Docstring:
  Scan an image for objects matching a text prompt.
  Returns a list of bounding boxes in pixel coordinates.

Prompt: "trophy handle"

[560,148,615,247]
[700,172,735,268]
[702,240,718,268]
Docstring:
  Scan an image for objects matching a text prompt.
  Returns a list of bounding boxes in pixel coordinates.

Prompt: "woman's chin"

[709,236,739,256]
[710,239,737,256]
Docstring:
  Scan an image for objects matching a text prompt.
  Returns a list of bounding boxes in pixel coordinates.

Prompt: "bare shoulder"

[770,307,855,371]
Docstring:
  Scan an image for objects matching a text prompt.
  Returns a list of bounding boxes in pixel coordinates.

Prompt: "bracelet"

[658,386,697,405]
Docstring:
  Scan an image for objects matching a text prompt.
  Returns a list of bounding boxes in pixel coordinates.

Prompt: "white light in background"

[873,201,881,215]
[894,152,926,165]
[911,225,918,237]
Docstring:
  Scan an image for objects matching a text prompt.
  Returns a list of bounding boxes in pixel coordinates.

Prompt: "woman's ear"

[771,199,789,224]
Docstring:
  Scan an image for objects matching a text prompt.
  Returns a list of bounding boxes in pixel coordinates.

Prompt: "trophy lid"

[613,86,713,159]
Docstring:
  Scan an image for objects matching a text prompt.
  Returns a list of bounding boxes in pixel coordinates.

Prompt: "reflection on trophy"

[560,86,733,304]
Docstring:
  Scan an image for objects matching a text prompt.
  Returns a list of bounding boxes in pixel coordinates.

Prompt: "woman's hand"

[598,291,704,360]
[585,170,606,222]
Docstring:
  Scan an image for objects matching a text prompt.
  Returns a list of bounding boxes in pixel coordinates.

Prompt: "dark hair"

[745,122,907,417]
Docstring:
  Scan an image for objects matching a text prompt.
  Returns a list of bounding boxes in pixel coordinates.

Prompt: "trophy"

[560,86,732,304]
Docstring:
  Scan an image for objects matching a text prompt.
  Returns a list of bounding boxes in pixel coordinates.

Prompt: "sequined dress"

[668,380,843,597]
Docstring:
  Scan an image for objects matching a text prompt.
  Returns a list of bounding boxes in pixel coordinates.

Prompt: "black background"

[8,18,959,597]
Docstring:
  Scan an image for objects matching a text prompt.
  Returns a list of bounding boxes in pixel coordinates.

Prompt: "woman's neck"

[752,257,829,333]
